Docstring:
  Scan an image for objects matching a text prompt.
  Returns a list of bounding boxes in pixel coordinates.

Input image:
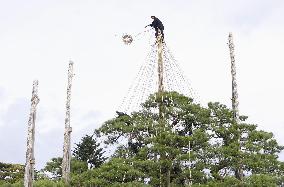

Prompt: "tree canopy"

[2,91,284,186]
[73,134,106,169]
[75,91,284,186]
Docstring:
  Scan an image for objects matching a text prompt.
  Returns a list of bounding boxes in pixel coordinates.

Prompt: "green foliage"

[73,134,106,169]
[2,91,283,186]
[97,92,284,186]
[41,157,87,180]
[71,158,88,175]
[71,158,145,186]
[207,102,284,180]
[0,162,24,184]
[191,176,241,187]
[33,179,66,187]
[42,157,62,180]
[99,92,212,186]
[191,175,283,187]
[0,180,23,187]
[245,174,284,187]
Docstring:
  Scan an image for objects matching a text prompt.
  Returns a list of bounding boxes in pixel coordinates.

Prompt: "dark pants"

[155,28,164,40]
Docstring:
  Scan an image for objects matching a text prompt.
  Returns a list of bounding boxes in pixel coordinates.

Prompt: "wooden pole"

[228,33,243,182]
[228,33,240,122]
[24,80,39,187]
[62,61,74,184]
[157,34,164,95]
[156,33,170,187]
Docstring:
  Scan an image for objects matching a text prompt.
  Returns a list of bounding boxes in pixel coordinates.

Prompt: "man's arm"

[145,23,153,28]
[145,20,156,28]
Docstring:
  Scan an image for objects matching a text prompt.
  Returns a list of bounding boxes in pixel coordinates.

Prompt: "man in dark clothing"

[145,16,164,40]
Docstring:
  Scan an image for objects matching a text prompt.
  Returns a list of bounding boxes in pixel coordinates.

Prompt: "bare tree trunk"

[228,33,243,182]
[62,61,74,185]
[24,80,39,187]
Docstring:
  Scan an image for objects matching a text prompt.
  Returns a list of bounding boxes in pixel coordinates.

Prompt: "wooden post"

[157,34,164,95]
[24,80,39,187]
[156,33,170,187]
[228,33,243,182]
[62,61,74,184]
[228,33,240,122]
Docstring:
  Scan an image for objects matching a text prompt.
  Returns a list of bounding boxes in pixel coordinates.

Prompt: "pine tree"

[97,91,284,186]
[99,91,211,185]
[207,102,284,182]
[73,134,106,169]
[42,157,88,180]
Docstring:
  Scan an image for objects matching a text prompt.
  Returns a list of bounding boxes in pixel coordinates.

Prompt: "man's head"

[151,16,155,19]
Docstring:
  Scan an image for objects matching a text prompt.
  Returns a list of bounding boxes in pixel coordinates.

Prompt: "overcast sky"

[0,0,283,169]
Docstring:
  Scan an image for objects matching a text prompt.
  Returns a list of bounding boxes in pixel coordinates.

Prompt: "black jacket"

[149,17,164,30]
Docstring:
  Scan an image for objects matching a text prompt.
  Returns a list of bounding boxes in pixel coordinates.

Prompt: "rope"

[118,36,202,115]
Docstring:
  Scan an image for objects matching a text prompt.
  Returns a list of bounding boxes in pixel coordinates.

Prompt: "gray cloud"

[0,97,29,165]
[0,96,104,169]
